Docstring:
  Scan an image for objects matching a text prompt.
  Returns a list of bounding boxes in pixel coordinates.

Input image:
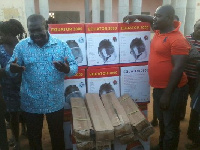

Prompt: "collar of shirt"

[155,21,181,35]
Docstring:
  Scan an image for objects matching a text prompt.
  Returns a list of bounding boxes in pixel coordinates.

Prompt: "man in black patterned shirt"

[185,19,200,150]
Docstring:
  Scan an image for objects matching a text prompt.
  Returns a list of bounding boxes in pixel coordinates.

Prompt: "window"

[49,11,80,23]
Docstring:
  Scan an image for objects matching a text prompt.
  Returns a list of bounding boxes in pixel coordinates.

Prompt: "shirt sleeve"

[5,43,23,77]
[171,38,191,55]
[63,43,78,77]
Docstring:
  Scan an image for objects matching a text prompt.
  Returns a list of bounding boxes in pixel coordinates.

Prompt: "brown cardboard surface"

[118,94,149,132]
[76,141,95,150]
[71,97,93,141]
[118,133,138,145]
[101,92,133,137]
[85,93,114,141]
[137,125,155,141]
[96,141,111,150]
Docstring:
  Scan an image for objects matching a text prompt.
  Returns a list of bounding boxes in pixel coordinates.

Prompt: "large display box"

[120,65,150,103]
[85,23,119,66]
[119,22,150,64]
[49,23,87,67]
[64,69,86,109]
[87,67,120,97]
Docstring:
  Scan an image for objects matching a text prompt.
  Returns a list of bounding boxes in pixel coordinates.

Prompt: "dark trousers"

[187,109,200,144]
[153,86,187,150]
[0,113,9,150]
[186,77,200,144]
[179,78,197,120]
[23,108,65,150]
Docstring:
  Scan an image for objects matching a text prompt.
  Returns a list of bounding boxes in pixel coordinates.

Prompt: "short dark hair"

[0,19,25,40]
[158,5,175,21]
[27,14,47,29]
[28,14,45,23]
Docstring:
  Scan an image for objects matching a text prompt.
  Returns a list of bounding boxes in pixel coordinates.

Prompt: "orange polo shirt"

[149,21,191,88]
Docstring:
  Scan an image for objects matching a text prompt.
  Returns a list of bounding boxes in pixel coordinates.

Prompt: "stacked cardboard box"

[48,22,152,149]
[120,65,150,103]
[118,94,154,141]
[63,69,86,150]
[71,97,95,150]
[118,22,150,64]
[85,23,119,66]
[101,92,132,137]
[87,67,120,98]
[49,23,87,67]
[85,93,114,149]
[100,92,137,145]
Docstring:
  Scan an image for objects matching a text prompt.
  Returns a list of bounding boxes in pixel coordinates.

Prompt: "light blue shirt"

[6,34,78,114]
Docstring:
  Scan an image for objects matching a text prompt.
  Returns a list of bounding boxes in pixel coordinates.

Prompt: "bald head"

[156,5,175,20]
[153,5,175,33]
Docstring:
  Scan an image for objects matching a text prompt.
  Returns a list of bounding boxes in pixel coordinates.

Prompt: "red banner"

[49,23,85,34]
[118,22,150,32]
[85,23,118,33]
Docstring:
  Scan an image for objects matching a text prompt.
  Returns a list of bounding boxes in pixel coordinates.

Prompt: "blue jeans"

[153,85,188,150]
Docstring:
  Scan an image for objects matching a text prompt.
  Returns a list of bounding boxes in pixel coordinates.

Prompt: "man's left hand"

[53,57,70,73]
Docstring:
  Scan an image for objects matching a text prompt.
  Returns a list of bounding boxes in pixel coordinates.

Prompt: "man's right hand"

[10,58,25,73]
[123,15,137,23]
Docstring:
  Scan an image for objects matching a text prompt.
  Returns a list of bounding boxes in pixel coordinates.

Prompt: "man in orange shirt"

[124,5,190,150]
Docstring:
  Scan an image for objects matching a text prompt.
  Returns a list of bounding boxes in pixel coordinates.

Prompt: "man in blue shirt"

[6,14,78,150]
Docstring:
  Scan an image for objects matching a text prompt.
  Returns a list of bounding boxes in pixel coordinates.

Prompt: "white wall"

[0,0,27,32]
[195,0,200,22]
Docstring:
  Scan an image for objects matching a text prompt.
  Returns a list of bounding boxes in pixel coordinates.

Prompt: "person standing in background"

[6,14,78,150]
[150,14,187,126]
[123,5,190,150]
[0,21,9,150]
[0,68,9,150]
[184,19,200,150]
[0,19,26,150]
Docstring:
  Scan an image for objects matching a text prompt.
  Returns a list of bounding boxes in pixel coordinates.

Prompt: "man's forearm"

[135,15,153,24]
[163,67,185,97]
[124,15,153,24]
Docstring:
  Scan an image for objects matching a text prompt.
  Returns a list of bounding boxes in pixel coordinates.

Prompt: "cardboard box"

[101,92,132,137]
[72,139,95,150]
[87,67,120,98]
[96,141,111,150]
[85,23,119,66]
[64,69,86,109]
[85,93,114,141]
[137,103,154,141]
[120,65,150,103]
[118,133,138,145]
[118,94,149,132]
[76,141,95,150]
[137,125,154,141]
[49,23,87,67]
[118,22,150,64]
[71,97,93,141]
